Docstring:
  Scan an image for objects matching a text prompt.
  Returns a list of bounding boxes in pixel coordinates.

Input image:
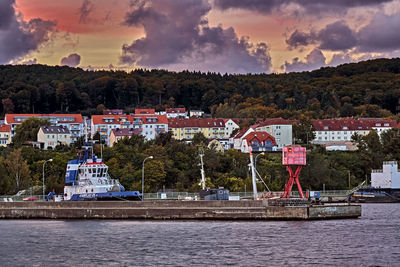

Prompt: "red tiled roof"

[135,114,168,124]
[166,108,186,113]
[242,131,277,146]
[232,127,250,139]
[168,118,225,128]
[92,114,168,125]
[312,118,397,131]
[257,118,299,127]
[5,114,83,124]
[111,128,141,137]
[135,109,155,114]
[0,124,11,132]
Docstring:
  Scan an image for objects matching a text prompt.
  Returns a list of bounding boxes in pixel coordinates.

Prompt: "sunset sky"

[1,0,400,73]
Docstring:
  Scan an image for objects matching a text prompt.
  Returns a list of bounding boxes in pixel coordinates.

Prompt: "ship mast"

[249,149,258,200]
[199,150,206,190]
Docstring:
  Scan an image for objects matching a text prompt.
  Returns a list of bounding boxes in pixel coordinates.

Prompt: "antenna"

[84,118,88,143]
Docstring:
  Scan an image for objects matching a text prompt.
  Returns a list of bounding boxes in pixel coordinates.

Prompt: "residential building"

[166,108,187,118]
[0,124,11,146]
[189,110,204,117]
[312,118,397,146]
[324,141,357,151]
[208,139,225,152]
[240,132,277,153]
[5,114,83,143]
[103,109,124,115]
[109,128,141,147]
[135,109,155,115]
[168,118,225,140]
[223,119,240,138]
[254,118,297,149]
[135,114,168,141]
[91,114,168,145]
[230,127,255,150]
[37,125,71,150]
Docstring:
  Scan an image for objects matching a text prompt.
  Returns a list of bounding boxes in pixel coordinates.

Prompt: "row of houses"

[0,111,398,152]
[104,108,204,118]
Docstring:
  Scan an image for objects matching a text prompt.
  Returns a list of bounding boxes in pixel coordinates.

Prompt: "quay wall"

[0,200,361,220]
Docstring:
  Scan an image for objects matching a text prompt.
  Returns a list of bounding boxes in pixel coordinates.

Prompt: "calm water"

[0,204,399,266]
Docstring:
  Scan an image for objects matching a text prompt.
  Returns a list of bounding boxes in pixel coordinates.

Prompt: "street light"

[142,156,153,201]
[42,159,53,200]
[255,152,265,171]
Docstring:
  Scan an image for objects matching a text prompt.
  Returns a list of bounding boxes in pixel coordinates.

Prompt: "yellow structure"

[168,119,225,140]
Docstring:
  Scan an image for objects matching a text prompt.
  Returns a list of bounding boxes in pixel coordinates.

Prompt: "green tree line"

[0,58,399,119]
[1,128,399,196]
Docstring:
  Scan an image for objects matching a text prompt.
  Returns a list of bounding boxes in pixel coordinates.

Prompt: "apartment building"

[37,125,71,150]
[0,124,11,146]
[254,118,297,149]
[312,118,397,144]
[168,118,225,140]
[165,108,187,118]
[109,128,141,147]
[5,114,83,143]
[91,114,168,145]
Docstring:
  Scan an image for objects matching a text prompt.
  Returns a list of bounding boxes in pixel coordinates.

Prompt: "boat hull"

[351,188,400,203]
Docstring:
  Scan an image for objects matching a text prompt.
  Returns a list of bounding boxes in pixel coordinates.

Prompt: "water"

[0,204,399,266]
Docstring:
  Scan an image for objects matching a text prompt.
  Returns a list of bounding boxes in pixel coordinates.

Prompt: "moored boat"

[351,161,400,203]
[52,143,141,201]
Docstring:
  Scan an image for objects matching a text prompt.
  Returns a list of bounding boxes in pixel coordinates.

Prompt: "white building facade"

[371,161,400,189]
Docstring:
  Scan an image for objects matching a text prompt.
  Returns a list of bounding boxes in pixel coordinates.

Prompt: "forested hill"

[0,58,399,119]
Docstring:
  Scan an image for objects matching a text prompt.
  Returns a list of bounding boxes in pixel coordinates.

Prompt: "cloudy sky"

[1,0,400,73]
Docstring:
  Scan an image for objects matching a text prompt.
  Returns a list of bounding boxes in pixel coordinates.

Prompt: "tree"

[5,148,31,193]
[192,132,208,145]
[292,119,315,144]
[12,117,51,146]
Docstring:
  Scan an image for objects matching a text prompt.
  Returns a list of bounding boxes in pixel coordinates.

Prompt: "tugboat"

[62,143,141,201]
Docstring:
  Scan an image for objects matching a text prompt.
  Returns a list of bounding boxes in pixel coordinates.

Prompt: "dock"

[0,200,361,220]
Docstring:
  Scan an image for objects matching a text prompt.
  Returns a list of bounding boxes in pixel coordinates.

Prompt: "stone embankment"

[0,200,361,220]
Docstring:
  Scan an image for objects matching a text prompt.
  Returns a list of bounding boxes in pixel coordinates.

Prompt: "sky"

[1,0,400,74]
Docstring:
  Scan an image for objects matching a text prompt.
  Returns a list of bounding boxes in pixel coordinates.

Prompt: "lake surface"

[0,204,399,266]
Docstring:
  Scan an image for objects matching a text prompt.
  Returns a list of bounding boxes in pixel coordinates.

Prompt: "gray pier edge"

[0,200,361,220]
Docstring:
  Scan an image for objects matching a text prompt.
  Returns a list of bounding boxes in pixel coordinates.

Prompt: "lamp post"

[142,156,153,201]
[42,159,53,200]
[255,152,265,171]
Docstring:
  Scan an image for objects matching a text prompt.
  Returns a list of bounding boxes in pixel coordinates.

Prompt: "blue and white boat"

[61,144,141,201]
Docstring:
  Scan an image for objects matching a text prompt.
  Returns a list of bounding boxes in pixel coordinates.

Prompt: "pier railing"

[1,190,350,202]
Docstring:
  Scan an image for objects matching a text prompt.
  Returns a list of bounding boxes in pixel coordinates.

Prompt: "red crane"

[281,146,306,199]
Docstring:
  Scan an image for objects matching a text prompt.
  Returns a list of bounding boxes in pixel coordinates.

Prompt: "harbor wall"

[0,200,361,220]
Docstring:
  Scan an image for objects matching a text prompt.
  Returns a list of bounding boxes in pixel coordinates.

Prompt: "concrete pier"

[0,200,361,220]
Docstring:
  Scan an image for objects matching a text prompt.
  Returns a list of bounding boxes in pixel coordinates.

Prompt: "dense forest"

[0,58,400,119]
[0,59,400,196]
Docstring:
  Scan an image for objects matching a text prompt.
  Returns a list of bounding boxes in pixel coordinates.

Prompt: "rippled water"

[0,204,399,266]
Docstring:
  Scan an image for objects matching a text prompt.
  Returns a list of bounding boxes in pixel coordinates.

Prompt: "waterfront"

[0,204,399,266]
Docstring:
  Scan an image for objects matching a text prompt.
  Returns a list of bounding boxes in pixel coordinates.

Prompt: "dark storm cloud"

[286,13,400,53]
[286,30,316,49]
[282,48,326,72]
[213,0,393,14]
[357,13,400,52]
[60,53,81,67]
[0,0,56,64]
[317,21,358,51]
[0,0,14,30]
[79,0,94,24]
[121,0,271,73]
